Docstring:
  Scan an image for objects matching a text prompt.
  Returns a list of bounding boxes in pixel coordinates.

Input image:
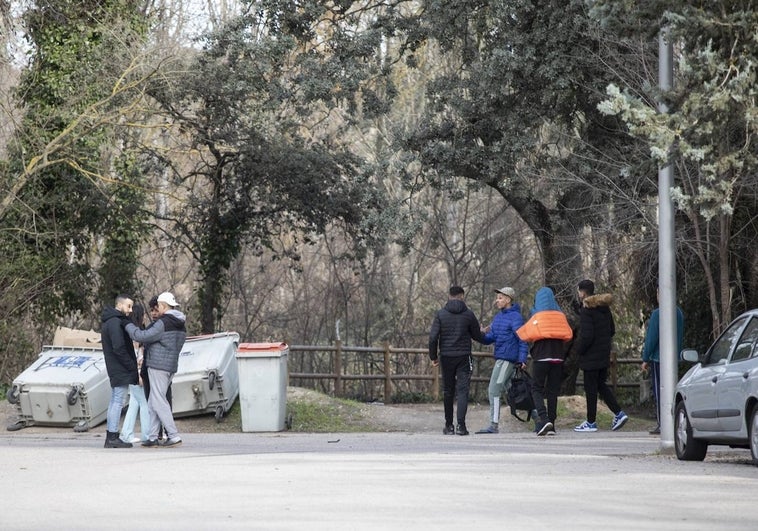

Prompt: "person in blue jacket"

[475,286,528,434]
[641,288,684,435]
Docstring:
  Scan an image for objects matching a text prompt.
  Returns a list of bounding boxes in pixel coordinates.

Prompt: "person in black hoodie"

[573,280,628,432]
[100,294,139,448]
[429,286,487,436]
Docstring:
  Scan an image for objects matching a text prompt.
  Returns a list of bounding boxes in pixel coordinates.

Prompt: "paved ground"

[2,429,757,530]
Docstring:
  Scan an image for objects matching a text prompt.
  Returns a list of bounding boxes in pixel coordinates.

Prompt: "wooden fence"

[288,341,643,403]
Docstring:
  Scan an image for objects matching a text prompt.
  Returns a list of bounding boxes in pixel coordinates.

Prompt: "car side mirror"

[681,349,700,363]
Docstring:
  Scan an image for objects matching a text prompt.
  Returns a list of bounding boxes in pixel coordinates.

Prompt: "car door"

[717,315,758,433]
[684,316,748,433]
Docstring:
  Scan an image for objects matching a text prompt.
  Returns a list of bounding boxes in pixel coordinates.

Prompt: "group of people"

[428,279,639,436]
[100,291,187,449]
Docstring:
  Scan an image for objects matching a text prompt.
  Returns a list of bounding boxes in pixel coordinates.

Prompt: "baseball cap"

[494,286,516,299]
[157,291,179,307]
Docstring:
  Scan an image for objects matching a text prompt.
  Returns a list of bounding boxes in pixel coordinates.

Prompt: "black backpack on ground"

[507,367,535,422]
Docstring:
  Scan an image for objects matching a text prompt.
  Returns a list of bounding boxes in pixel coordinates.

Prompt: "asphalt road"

[1,430,756,530]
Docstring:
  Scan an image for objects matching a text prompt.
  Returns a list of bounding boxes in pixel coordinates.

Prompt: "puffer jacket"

[125,309,187,373]
[574,293,615,370]
[482,303,528,363]
[100,306,138,387]
[428,299,485,360]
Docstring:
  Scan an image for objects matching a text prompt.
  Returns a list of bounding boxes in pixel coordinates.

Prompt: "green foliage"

[287,397,374,432]
[147,3,395,332]
[0,0,150,362]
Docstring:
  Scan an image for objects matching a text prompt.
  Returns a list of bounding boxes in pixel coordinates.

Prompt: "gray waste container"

[235,342,288,432]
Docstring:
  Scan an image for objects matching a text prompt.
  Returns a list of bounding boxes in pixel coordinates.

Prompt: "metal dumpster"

[236,342,288,432]
[6,345,110,432]
[170,332,240,421]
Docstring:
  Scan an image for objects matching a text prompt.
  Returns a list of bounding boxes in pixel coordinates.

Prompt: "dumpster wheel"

[7,385,20,404]
[73,420,89,433]
[285,413,293,430]
[66,386,80,406]
[6,419,27,431]
[214,405,224,422]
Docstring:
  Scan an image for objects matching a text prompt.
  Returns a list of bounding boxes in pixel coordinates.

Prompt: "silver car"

[674,309,758,464]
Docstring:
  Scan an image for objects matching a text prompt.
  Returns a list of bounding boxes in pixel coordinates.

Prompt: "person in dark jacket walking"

[429,286,487,435]
[101,294,139,448]
[475,286,528,434]
[125,291,187,448]
[573,280,628,432]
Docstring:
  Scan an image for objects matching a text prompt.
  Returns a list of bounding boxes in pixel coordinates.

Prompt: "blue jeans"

[120,384,150,442]
[106,385,128,433]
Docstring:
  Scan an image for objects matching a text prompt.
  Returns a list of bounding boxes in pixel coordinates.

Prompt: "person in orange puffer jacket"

[517,287,572,436]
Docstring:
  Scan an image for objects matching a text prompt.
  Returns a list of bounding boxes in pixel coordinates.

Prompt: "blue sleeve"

[513,315,528,363]
[642,309,660,362]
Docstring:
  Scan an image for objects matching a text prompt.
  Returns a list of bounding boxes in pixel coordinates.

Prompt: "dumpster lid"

[236,343,289,358]
[237,342,288,355]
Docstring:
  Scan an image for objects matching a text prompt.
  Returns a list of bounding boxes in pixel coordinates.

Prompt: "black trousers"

[582,367,621,423]
[531,361,563,423]
[440,355,473,426]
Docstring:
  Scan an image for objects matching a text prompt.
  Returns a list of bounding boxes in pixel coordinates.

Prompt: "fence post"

[383,341,392,404]
[334,339,343,397]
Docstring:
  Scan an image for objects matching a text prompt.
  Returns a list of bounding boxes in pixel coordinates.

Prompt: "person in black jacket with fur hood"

[429,286,487,436]
[573,280,628,433]
[101,294,139,448]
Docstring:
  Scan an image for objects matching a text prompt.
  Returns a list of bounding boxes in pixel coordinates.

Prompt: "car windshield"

[705,316,748,365]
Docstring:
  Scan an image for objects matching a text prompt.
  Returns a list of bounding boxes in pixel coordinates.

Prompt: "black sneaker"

[456,424,469,436]
[443,424,455,435]
[141,439,160,448]
[536,421,554,436]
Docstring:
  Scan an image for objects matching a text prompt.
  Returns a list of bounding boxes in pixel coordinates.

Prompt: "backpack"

[507,367,535,422]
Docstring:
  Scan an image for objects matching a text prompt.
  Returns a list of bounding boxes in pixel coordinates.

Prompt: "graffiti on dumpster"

[34,355,103,373]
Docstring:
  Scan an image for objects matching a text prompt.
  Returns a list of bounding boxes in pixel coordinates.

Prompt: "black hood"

[444,299,467,314]
[101,306,127,324]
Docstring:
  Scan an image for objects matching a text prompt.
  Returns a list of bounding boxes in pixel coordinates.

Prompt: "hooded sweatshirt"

[519,287,572,362]
[125,309,187,373]
[100,306,139,387]
[428,299,485,360]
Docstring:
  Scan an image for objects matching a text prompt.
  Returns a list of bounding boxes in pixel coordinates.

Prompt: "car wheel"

[750,407,758,467]
[675,401,708,461]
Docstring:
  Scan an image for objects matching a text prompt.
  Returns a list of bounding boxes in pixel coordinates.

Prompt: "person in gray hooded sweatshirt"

[125,291,186,447]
